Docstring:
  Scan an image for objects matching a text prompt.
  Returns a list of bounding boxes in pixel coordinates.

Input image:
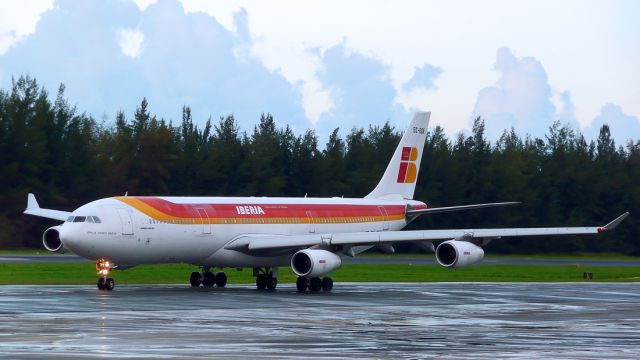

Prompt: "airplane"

[24,112,629,291]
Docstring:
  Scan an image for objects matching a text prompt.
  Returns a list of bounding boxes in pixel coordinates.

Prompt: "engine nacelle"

[435,240,484,268]
[42,226,67,253]
[291,249,342,278]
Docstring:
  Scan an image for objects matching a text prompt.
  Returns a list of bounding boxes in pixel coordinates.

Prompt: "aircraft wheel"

[190,272,202,287]
[296,277,308,292]
[266,275,277,290]
[202,271,216,287]
[97,277,106,290]
[215,272,227,287]
[309,277,322,292]
[105,278,115,291]
[321,277,333,292]
[256,274,267,290]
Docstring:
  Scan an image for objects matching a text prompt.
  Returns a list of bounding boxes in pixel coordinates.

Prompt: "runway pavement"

[2,253,640,267]
[0,282,639,359]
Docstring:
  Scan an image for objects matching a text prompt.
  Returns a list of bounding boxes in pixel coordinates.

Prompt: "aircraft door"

[196,208,212,234]
[306,210,315,233]
[377,206,389,231]
[116,208,134,235]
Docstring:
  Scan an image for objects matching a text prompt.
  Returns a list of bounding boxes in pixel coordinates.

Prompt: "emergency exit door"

[196,208,212,234]
[377,206,389,231]
[306,210,315,233]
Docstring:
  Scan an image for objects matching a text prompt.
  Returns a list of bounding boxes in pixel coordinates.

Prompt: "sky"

[0,0,638,143]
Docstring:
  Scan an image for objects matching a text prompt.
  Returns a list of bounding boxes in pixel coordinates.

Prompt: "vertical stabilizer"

[365,112,430,200]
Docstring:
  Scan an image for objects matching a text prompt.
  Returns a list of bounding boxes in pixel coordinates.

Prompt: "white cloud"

[132,0,157,11]
[0,0,637,141]
[471,47,580,139]
[0,0,308,133]
[0,32,16,56]
[118,29,145,58]
[181,0,242,32]
[0,0,54,55]
[471,47,640,144]
[584,103,640,143]
[175,0,639,137]
[300,80,334,124]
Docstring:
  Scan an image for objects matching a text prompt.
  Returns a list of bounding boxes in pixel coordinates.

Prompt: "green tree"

[242,113,288,195]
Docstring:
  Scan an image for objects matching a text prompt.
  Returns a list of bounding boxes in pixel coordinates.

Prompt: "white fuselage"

[58,196,425,267]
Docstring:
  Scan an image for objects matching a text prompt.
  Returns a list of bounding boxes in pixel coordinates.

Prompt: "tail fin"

[365,111,430,200]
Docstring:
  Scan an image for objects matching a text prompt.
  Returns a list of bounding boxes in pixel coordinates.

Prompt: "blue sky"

[1,0,638,143]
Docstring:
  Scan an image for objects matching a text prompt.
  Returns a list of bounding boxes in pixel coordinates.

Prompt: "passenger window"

[67,216,75,222]
[93,216,102,223]
[73,216,86,223]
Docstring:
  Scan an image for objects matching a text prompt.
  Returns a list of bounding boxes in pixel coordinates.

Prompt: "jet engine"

[291,249,342,278]
[435,240,484,268]
[42,226,67,253]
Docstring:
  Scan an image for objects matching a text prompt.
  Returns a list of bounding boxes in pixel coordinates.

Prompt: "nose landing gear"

[96,258,115,291]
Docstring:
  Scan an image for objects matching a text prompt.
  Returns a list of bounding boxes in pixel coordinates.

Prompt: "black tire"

[309,277,322,292]
[105,278,115,291]
[202,271,216,287]
[97,277,106,290]
[321,277,333,292]
[266,276,277,290]
[215,272,227,287]
[256,274,267,290]
[296,277,308,292]
[190,271,202,287]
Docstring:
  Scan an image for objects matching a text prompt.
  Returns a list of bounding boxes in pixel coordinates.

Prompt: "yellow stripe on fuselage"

[114,197,185,221]
[114,197,405,225]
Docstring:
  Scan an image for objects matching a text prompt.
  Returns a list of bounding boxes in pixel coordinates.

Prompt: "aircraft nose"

[59,224,81,250]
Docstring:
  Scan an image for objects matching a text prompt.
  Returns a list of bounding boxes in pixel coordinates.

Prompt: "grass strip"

[2,249,639,260]
[1,263,639,285]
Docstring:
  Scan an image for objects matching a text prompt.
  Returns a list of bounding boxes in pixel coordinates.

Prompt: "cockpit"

[66,216,102,223]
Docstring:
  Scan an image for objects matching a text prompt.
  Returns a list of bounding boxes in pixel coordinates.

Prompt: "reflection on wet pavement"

[0,283,639,359]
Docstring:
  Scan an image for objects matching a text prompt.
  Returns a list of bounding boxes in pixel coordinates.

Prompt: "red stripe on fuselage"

[129,197,406,219]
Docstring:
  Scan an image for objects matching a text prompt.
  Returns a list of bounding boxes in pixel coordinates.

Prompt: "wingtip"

[603,212,630,231]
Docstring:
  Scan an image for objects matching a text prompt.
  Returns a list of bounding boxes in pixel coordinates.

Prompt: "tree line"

[1,76,638,254]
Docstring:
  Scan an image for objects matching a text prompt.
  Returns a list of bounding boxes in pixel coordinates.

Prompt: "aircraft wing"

[23,193,71,222]
[225,212,629,253]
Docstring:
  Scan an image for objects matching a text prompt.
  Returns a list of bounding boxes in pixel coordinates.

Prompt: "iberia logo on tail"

[397,146,418,183]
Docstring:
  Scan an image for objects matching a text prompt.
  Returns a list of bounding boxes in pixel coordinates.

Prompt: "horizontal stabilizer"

[24,193,71,222]
[406,202,520,216]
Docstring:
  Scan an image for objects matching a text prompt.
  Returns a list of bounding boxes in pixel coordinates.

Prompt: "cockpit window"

[92,216,102,223]
[86,216,94,223]
[66,216,75,222]
[73,216,86,223]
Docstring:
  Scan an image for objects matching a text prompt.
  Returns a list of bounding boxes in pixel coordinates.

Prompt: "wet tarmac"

[1,283,639,359]
[3,253,640,267]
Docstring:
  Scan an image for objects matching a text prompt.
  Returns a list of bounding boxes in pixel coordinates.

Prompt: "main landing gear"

[96,258,115,291]
[254,267,278,290]
[296,276,333,293]
[190,266,227,288]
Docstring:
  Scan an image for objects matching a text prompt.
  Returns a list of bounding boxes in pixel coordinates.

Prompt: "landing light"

[96,258,113,276]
